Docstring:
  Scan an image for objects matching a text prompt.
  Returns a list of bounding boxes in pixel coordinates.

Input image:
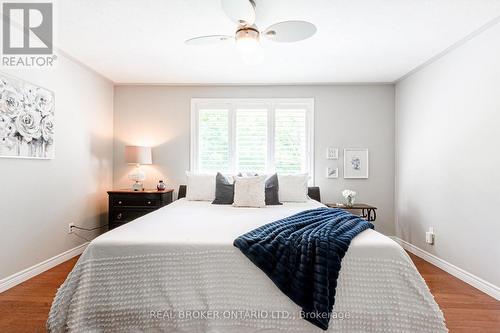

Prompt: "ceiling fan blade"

[221,0,255,26]
[185,35,234,46]
[263,21,316,43]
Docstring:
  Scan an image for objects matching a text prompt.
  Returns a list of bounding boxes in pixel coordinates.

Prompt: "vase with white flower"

[342,189,357,208]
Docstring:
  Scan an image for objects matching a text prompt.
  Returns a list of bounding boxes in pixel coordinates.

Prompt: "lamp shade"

[125,146,152,165]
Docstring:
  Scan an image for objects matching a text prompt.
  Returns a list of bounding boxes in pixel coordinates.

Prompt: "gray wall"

[395,23,500,287]
[0,55,114,279]
[113,85,395,235]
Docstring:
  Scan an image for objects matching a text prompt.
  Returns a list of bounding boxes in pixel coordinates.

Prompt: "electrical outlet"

[425,227,434,245]
[68,223,75,234]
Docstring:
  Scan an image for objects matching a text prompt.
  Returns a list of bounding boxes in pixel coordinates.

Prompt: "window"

[198,109,229,172]
[191,98,314,178]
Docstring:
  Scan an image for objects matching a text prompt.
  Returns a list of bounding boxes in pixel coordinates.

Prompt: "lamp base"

[129,164,146,191]
[132,181,144,191]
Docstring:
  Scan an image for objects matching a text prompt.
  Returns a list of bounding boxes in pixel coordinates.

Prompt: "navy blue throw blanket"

[233,207,374,330]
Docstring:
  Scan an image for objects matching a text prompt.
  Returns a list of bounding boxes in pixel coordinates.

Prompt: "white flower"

[342,189,357,198]
[1,88,24,118]
[41,114,54,142]
[0,114,16,148]
[35,89,54,116]
[15,110,41,142]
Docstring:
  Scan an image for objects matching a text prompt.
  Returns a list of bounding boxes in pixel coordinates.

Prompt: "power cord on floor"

[71,224,108,232]
[69,224,109,242]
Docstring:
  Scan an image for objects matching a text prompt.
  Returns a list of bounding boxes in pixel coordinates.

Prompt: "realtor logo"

[1,2,55,67]
[2,2,53,54]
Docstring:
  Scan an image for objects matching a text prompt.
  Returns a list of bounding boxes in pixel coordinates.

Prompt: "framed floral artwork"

[0,73,54,159]
[344,148,368,179]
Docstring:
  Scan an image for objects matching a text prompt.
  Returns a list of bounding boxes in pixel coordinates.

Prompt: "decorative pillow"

[185,172,215,201]
[278,174,309,202]
[265,173,282,205]
[212,172,234,205]
[233,175,266,208]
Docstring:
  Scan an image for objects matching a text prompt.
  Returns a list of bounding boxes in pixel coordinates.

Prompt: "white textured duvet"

[48,199,447,332]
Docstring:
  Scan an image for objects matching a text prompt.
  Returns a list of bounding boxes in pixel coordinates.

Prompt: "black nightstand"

[107,189,174,230]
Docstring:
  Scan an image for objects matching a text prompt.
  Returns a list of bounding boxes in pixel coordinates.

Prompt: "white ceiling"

[56,0,500,84]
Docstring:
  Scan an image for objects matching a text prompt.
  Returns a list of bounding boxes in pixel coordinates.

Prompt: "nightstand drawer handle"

[116,213,123,220]
[147,201,152,205]
[118,201,122,205]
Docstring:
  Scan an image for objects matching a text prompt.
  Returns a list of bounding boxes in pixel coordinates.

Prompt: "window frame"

[190,98,315,181]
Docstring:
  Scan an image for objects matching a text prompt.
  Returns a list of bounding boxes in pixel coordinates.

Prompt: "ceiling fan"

[185,0,316,56]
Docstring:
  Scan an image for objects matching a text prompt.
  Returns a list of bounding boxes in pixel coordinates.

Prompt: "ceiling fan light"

[235,27,260,54]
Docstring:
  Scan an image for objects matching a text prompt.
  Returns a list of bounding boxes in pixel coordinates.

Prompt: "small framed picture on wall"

[344,148,369,179]
[326,167,338,179]
[326,147,338,160]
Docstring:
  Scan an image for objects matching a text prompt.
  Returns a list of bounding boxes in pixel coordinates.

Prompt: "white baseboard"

[392,237,500,301]
[0,242,88,293]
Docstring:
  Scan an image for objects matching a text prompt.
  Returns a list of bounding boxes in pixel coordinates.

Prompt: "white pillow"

[185,172,216,201]
[233,175,266,208]
[278,174,309,202]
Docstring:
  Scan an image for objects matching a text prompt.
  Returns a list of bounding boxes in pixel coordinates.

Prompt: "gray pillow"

[212,173,234,205]
[265,173,282,205]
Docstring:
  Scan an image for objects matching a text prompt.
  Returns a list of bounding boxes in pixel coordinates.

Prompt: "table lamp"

[125,145,152,191]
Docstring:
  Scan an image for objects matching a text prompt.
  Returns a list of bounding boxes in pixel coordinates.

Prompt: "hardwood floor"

[408,253,500,333]
[0,257,79,333]
[0,253,498,332]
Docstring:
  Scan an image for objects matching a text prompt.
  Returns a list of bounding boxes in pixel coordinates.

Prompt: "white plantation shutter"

[192,99,313,178]
[198,109,229,173]
[275,108,307,174]
[236,109,267,172]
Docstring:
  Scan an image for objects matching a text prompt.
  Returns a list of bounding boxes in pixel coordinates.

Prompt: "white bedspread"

[48,199,447,332]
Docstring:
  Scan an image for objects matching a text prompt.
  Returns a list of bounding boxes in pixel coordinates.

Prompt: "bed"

[47,193,447,332]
